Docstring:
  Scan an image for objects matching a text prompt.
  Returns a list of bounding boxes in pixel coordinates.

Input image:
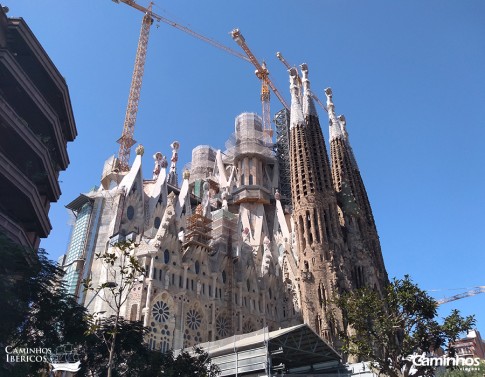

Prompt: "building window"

[222,270,227,283]
[154,217,161,229]
[195,260,200,274]
[127,205,135,220]
[164,249,170,264]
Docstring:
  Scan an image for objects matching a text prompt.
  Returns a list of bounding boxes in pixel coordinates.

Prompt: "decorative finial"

[136,144,145,156]
[325,88,344,141]
[300,63,318,118]
[183,170,190,180]
[338,115,349,139]
[168,141,180,186]
[289,68,304,129]
[152,152,164,180]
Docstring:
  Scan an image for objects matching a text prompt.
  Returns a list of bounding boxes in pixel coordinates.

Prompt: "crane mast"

[116,3,153,172]
[231,28,289,143]
[276,51,328,113]
[112,0,251,172]
[436,286,485,306]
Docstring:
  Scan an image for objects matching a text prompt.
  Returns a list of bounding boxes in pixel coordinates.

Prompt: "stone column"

[143,256,154,327]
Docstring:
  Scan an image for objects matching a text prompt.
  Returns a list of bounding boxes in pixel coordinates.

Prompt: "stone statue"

[164,272,170,289]
[197,279,202,296]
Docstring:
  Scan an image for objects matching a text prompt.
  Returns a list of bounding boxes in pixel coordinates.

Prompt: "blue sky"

[9,1,485,332]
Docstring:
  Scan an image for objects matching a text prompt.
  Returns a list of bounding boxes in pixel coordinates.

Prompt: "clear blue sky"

[9,1,485,333]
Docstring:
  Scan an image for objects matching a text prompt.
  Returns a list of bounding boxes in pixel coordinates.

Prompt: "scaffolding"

[189,145,217,183]
[274,108,292,206]
[211,208,239,333]
[182,205,212,250]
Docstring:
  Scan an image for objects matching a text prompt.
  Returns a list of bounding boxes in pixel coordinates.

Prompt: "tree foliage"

[335,275,475,377]
[83,241,146,377]
[0,234,89,376]
[0,236,220,376]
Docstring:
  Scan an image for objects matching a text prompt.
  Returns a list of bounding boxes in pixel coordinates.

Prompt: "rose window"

[216,315,230,338]
[152,301,170,323]
[186,309,202,330]
[243,321,255,334]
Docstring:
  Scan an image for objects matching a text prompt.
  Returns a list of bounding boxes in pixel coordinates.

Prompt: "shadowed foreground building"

[62,63,387,358]
[0,5,76,250]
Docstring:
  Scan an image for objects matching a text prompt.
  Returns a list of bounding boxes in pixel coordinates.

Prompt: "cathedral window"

[154,217,161,229]
[130,304,138,321]
[222,270,227,283]
[164,249,170,264]
[127,205,135,220]
[269,287,272,299]
[246,279,250,292]
[153,267,157,279]
[186,309,202,330]
[159,269,162,281]
[248,174,253,185]
[152,300,170,323]
[195,260,200,274]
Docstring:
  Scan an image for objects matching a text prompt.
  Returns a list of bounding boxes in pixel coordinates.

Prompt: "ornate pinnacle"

[300,63,317,118]
[136,144,145,156]
[289,68,304,129]
[325,88,343,141]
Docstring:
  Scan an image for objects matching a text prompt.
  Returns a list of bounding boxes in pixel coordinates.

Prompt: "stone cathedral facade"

[62,64,387,351]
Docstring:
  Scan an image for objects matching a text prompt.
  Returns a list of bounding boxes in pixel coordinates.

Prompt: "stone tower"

[326,88,388,292]
[288,65,348,341]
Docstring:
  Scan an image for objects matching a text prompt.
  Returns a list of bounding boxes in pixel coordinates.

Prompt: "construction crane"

[436,286,485,306]
[111,0,251,171]
[276,51,328,113]
[115,2,153,172]
[231,29,289,143]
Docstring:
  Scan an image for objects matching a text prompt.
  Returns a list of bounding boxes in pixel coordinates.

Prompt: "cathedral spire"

[300,63,318,118]
[289,67,304,130]
[325,88,344,141]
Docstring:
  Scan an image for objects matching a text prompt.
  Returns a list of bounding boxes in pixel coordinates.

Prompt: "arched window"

[154,217,161,229]
[164,249,170,264]
[195,260,200,274]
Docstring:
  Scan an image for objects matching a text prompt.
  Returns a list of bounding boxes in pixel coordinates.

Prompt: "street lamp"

[85,281,118,309]
[61,258,85,269]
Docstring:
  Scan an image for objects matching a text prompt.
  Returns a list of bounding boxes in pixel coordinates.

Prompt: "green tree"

[0,234,89,376]
[83,241,145,377]
[156,347,220,377]
[81,317,151,376]
[335,275,475,377]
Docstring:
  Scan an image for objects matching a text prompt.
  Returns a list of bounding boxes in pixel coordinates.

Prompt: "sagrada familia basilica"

[62,64,388,351]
